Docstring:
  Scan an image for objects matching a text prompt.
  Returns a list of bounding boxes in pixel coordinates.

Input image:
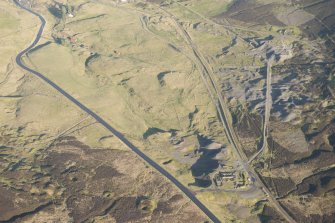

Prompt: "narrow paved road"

[13,1,220,222]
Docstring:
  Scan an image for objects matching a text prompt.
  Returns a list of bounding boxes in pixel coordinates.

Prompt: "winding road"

[13,1,220,222]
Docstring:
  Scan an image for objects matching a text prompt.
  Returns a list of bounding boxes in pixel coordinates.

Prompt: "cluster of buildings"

[212,171,247,189]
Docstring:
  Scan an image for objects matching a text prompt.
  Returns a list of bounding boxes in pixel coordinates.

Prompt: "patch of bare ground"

[292,0,335,40]
[271,122,309,153]
[258,204,285,223]
[262,177,296,198]
[214,0,285,26]
[268,136,306,168]
[235,111,262,158]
